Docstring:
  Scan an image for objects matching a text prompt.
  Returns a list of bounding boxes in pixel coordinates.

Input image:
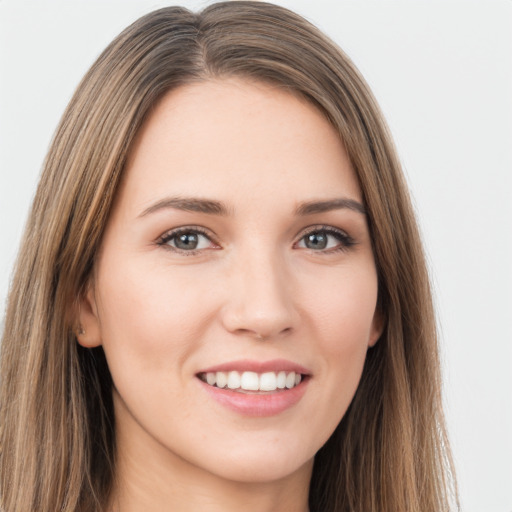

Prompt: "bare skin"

[79,78,382,512]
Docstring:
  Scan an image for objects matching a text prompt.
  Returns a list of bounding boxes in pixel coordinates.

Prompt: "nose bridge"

[221,243,298,339]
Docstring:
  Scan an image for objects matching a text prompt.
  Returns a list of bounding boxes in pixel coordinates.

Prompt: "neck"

[109,392,312,512]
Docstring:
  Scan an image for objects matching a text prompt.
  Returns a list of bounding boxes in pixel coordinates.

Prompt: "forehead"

[120,78,361,215]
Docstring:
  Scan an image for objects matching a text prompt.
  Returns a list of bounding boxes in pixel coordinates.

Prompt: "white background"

[1,1,511,510]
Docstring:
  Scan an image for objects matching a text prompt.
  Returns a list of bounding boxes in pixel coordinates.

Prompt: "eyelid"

[155,223,355,255]
[156,225,220,254]
[294,224,355,251]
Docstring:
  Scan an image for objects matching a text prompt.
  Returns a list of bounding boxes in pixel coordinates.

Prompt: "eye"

[157,227,218,253]
[295,226,354,252]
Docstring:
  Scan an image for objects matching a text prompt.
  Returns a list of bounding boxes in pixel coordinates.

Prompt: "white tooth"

[295,373,302,386]
[260,372,277,391]
[276,371,287,389]
[240,371,259,391]
[285,371,296,389]
[216,371,228,388]
[206,372,216,386]
[227,371,241,389]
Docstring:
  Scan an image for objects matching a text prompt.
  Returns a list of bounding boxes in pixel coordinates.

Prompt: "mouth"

[197,370,305,393]
[196,360,311,416]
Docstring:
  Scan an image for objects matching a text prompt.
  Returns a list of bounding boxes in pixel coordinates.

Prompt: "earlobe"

[368,308,385,348]
[76,284,103,348]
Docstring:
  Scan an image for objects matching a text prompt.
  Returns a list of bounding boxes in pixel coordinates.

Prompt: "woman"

[0,2,458,511]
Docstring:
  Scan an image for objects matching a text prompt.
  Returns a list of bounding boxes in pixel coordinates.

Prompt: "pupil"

[176,233,198,250]
[306,232,327,250]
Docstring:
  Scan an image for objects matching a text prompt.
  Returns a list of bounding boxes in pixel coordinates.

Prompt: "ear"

[76,283,103,348]
[368,307,385,348]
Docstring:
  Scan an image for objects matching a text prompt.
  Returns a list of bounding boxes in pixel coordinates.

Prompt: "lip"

[197,358,311,375]
[198,377,309,417]
[196,359,311,417]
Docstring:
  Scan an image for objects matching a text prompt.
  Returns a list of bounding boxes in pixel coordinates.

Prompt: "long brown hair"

[0,2,458,510]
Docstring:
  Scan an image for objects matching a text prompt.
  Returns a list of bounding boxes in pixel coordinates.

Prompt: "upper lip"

[197,359,311,375]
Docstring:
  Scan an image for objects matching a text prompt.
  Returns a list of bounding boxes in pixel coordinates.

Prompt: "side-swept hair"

[0,2,458,510]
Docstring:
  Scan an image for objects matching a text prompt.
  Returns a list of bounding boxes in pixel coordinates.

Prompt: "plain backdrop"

[1,1,511,510]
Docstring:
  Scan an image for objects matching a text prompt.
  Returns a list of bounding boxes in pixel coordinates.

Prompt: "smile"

[196,360,311,416]
[198,370,303,393]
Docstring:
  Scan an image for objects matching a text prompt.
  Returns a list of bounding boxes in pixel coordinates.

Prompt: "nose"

[220,250,299,341]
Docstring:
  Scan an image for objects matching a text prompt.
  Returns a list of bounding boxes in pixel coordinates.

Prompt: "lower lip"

[199,378,309,417]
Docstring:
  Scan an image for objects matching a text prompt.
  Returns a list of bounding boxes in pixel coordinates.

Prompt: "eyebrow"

[295,198,366,216]
[139,197,231,218]
[138,196,366,218]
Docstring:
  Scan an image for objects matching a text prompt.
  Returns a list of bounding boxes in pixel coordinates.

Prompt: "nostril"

[253,326,294,342]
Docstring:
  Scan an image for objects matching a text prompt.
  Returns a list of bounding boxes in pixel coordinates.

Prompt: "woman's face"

[80,79,382,485]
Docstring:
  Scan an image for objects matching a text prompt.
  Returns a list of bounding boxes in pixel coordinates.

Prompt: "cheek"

[94,260,217,437]
[301,267,378,430]
[307,265,379,351]
[94,257,218,382]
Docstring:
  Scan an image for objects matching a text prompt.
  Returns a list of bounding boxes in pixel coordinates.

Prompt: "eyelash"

[157,226,217,256]
[156,224,355,255]
[295,225,356,253]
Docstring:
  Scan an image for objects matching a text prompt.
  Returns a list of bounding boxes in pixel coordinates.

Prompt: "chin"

[183,433,316,485]
[206,453,314,484]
